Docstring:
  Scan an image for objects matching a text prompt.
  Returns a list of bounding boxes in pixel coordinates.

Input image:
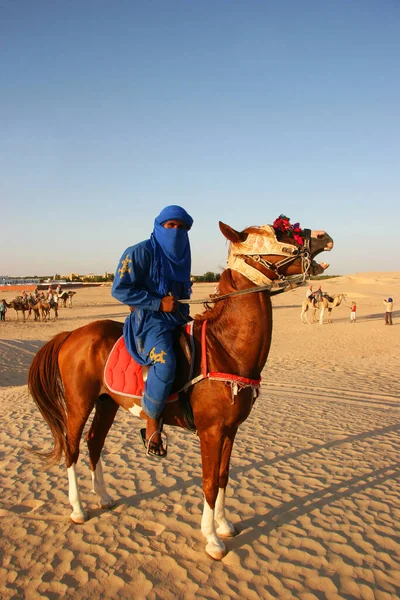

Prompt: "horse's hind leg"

[65,403,95,523]
[86,394,119,509]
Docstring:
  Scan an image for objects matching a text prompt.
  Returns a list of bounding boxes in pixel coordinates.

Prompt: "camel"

[59,291,76,308]
[1,299,30,322]
[27,298,58,322]
[300,293,347,325]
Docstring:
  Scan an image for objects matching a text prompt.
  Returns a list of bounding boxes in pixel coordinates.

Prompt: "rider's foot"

[147,435,167,457]
[140,417,167,458]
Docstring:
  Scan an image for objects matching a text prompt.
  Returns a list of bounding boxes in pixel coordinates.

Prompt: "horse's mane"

[194,269,236,326]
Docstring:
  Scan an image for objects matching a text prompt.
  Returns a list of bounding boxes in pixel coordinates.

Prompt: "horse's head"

[219,221,333,288]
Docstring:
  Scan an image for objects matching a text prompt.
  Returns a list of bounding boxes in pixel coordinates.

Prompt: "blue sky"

[1,0,399,277]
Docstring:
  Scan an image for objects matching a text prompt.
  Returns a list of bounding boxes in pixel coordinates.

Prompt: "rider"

[314,285,323,302]
[111,205,193,457]
[306,284,317,308]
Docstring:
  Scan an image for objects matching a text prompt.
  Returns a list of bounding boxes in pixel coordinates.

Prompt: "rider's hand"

[160,295,178,312]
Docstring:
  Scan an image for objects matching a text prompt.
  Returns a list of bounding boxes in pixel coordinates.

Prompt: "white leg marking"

[319,307,324,325]
[91,459,115,509]
[201,497,226,560]
[128,404,142,417]
[67,464,87,524]
[215,488,238,538]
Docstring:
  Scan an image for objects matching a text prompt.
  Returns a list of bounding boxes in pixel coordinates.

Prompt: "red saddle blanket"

[104,336,145,398]
[104,322,261,401]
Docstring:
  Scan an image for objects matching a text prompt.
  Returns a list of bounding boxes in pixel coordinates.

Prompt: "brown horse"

[28,221,333,560]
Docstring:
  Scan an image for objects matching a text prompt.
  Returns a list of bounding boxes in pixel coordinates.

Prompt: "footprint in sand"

[135,522,165,537]
[8,499,45,514]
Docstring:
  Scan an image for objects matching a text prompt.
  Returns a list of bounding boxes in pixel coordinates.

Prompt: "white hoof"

[216,521,238,538]
[70,510,87,524]
[205,539,227,561]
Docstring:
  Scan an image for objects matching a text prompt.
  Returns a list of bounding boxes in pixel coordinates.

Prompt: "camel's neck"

[332,295,343,307]
[201,269,273,379]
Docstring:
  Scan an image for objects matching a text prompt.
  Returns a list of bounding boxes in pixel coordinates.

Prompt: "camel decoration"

[300,293,347,325]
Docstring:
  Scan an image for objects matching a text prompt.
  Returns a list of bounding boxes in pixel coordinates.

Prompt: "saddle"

[104,324,194,400]
[104,321,261,430]
[322,293,334,302]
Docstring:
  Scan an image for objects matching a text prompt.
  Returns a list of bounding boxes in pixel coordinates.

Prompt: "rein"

[180,228,312,306]
[179,273,307,305]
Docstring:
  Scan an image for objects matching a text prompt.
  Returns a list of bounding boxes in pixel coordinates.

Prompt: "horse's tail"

[28,331,72,466]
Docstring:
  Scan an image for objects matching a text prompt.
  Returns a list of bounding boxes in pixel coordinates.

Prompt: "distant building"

[0,276,41,285]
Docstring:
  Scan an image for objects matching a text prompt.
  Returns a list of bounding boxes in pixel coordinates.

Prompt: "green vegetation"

[192,272,221,283]
[310,275,341,280]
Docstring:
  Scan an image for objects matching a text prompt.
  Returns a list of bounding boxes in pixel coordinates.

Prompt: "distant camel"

[59,291,76,308]
[2,299,30,322]
[300,293,347,325]
[28,298,58,322]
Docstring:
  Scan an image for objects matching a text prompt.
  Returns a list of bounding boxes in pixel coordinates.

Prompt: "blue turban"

[388,297,393,302]
[150,205,193,297]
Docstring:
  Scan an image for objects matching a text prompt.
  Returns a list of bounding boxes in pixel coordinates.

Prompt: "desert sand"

[1,274,399,599]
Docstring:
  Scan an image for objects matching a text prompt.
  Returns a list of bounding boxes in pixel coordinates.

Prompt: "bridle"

[238,228,312,285]
[180,228,313,306]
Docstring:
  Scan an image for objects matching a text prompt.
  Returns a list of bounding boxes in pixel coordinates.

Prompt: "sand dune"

[0,275,399,599]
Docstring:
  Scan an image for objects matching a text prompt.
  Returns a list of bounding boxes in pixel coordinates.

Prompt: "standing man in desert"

[383,297,393,325]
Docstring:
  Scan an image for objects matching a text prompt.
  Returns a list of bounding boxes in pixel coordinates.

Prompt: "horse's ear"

[219,222,248,243]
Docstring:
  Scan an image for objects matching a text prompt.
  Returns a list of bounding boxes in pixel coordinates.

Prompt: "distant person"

[383,297,393,325]
[0,300,6,321]
[350,301,357,323]
[314,285,323,302]
[306,284,318,308]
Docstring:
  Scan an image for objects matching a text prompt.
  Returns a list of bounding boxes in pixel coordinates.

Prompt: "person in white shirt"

[383,298,393,325]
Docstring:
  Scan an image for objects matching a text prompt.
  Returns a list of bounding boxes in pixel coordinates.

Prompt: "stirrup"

[139,418,168,458]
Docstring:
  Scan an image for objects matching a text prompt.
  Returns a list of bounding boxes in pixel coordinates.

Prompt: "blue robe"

[112,239,191,419]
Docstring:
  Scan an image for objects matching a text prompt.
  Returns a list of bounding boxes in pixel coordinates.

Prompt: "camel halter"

[180,226,312,305]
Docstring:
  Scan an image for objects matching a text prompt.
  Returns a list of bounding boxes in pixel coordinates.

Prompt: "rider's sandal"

[140,428,168,458]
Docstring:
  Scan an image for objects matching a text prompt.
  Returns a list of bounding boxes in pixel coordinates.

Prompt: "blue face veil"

[150,205,193,297]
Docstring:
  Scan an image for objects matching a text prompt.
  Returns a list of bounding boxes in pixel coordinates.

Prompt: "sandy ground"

[0,275,399,599]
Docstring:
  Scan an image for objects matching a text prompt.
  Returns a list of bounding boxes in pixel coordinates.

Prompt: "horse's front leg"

[86,394,119,509]
[215,430,239,538]
[199,429,227,560]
